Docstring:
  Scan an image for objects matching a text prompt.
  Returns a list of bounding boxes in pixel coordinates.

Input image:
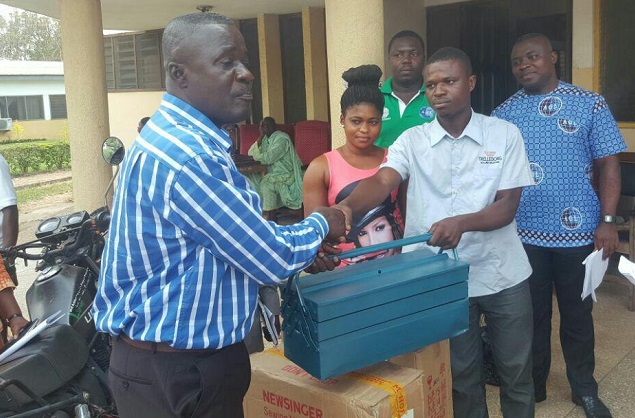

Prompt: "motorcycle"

[0,137,125,418]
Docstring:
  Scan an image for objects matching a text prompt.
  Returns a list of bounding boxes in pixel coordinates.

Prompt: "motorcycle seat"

[0,323,89,409]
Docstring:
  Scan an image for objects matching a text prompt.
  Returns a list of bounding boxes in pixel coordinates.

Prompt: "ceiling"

[0,0,326,31]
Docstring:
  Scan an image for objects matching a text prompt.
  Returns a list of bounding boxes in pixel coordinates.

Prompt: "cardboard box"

[390,340,453,418]
[245,348,424,418]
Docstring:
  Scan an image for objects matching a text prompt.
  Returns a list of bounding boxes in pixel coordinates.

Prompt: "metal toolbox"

[281,234,469,380]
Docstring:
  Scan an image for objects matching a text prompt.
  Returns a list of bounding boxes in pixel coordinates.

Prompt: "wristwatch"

[602,215,616,224]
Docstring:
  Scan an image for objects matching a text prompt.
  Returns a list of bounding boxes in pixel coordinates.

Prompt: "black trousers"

[524,244,598,398]
[109,337,251,418]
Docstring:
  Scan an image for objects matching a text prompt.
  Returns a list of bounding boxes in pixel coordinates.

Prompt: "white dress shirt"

[384,111,534,297]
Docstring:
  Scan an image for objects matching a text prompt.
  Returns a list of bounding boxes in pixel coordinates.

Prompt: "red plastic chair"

[238,124,260,155]
[278,124,295,143]
[293,120,331,167]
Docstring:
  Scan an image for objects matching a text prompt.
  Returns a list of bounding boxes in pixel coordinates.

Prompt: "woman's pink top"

[325,149,387,206]
[324,149,403,265]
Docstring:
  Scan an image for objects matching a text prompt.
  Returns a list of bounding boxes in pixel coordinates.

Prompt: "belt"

[120,334,220,354]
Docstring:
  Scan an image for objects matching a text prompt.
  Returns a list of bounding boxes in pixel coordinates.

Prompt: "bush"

[39,142,71,170]
[0,138,46,145]
[0,140,71,175]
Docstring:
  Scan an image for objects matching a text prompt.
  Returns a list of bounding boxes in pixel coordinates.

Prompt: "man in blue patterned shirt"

[493,33,625,418]
[93,13,345,418]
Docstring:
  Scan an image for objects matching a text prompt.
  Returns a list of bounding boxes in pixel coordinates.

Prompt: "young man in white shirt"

[333,47,535,418]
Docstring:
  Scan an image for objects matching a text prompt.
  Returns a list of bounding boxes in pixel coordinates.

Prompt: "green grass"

[17,181,73,205]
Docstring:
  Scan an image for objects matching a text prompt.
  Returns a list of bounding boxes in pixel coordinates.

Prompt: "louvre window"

[49,95,67,119]
[104,30,164,91]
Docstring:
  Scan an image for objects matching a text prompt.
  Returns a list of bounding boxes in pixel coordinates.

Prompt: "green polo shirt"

[375,77,435,148]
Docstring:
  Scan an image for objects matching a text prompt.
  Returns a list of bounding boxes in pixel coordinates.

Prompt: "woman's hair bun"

[342,64,382,87]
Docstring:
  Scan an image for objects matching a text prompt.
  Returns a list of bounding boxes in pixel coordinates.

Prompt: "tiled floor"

[485,275,635,418]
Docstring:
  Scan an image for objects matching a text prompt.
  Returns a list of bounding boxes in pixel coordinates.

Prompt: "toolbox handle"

[331,233,459,261]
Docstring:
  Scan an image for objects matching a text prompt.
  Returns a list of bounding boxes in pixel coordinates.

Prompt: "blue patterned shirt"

[93,94,328,349]
[493,82,626,247]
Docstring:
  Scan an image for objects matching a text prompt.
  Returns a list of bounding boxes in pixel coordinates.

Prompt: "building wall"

[0,77,67,139]
[0,78,65,97]
[1,79,65,120]
[107,91,164,148]
[0,119,67,140]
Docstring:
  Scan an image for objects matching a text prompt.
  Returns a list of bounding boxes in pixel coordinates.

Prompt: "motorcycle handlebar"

[0,242,51,261]
[0,216,99,262]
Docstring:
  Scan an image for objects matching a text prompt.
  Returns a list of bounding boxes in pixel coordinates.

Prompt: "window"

[104,30,164,90]
[49,95,67,119]
[599,0,635,123]
[0,96,44,120]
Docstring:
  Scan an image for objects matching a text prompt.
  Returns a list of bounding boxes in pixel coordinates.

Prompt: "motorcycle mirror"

[102,136,125,166]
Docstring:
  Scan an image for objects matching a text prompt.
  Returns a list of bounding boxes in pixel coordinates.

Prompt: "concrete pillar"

[325,0,385,148]
[572,0,594,91]
[59,0,112,212]
[258,14,285,122]
[302,7,329,121]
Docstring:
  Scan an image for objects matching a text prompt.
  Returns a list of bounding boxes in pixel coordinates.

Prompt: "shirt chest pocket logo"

[478,150,503,178]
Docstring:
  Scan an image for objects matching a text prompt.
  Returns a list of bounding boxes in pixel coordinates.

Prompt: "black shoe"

[535,390,546,403]
[572,395,612,418]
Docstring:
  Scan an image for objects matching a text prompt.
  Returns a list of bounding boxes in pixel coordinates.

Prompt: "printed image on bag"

[335,180,404,265]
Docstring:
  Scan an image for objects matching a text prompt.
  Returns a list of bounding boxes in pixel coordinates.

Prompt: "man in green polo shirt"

[376,30,436,149]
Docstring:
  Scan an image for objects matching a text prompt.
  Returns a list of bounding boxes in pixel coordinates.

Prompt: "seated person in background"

[303,64,404,266]
[137,116,150,134]
[248,116,303,221]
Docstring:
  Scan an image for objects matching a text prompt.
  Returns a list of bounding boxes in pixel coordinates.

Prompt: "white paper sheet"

[581,249,609,302]
[0,311,64,363]
[258,298,279,346]
[617,255,635,286]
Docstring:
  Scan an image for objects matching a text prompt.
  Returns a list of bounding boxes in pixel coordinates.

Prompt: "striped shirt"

[93,93,328,349]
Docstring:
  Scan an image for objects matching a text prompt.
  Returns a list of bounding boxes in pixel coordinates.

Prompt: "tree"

[0,9,62,61]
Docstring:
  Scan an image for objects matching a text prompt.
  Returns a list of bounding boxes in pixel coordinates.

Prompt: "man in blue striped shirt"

[93,13,345,418]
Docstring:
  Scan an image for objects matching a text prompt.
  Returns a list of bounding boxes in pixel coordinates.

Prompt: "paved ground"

[12,170,74,314]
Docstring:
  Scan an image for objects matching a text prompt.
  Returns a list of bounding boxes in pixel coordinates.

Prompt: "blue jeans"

[450,280,535,418]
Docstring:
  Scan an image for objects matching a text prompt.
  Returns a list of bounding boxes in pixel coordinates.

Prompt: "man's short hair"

[427,47,473,76]
[162,13,235,70]
[261,116,276,126]
[388,30,425,55]
[513,33,553,51]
